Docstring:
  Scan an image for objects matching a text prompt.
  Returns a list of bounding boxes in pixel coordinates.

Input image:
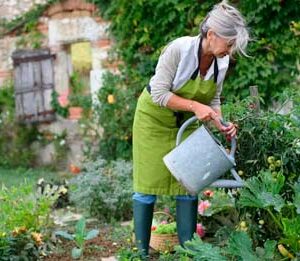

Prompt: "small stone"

[101,257,117,261]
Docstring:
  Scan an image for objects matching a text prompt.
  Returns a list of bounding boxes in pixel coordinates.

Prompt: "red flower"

[196,223,205,238]
[203,190,214,197]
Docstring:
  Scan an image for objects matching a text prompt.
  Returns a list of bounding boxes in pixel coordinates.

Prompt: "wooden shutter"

[12,49,56,123]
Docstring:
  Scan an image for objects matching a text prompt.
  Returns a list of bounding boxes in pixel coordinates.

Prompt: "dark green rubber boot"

[133,199,154,258]
[176,198,198,246]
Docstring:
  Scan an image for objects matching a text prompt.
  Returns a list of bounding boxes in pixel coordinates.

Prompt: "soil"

[44,226,121,261]
[44,224,163,261]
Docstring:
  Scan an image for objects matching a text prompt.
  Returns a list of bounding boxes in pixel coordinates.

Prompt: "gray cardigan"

[149,35,230,109]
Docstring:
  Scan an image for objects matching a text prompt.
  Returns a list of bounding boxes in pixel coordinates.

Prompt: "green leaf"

[175,234,226,261]
[85,229,99,240]
[75,218,86,237]
[71,247,83,259]
[239,171,285,211]
[201,190,235,217]
[282,216,300,238]
[281,216,300,254]
[255,240,277,260]
[293,181,300,214]
[152,222,176,234]
[226,231,258,261]
[55,231,74,241]
[260,192,285,212]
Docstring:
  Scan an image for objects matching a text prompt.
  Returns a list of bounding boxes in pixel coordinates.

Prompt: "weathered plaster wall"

[0,0,48,86]
[0,0,48,20]
[0,0,117,168]
[0,0,115,89]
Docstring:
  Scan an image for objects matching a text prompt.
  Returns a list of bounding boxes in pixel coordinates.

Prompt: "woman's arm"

[167,95,236,137]
[166,94,224,131]
[149,41,181,106]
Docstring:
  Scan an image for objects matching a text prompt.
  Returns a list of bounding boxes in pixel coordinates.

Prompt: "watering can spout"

[163,116,245,195]
[210,169,244,188]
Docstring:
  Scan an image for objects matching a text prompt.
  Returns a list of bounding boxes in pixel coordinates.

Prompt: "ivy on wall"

[95,0,299,101]
[0,0,58,37]
[92,0,300,161]
[224,0,300,101]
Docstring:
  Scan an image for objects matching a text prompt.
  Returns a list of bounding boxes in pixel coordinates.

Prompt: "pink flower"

[164,207,170,213]
[58,91,69,107]
[196,223,205,238]
[198,200,211,215]
[203,190,214,197]
[160,220,168,225]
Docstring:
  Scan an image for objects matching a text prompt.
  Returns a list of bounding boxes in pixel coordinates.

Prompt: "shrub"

[94,71,139,161]
[69,158,133,222]
[0,182,54,259]
[91,0,300,161]
[221,94,300,182]
[0,81,39,168]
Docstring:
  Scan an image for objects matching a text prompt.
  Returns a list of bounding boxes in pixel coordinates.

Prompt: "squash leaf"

[175,234,226,261]
[255,240,277,260]
[293,180,300,214]
[226,231,276,261]
[226,231,258,261]
[239,171,285,212]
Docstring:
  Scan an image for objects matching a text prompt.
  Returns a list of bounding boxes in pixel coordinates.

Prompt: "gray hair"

[200,0,249,56]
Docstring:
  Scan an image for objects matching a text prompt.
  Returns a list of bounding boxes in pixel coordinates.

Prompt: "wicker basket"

[149,212,179,252]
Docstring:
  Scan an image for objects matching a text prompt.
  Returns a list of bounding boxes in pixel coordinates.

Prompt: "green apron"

[132,75,217,195]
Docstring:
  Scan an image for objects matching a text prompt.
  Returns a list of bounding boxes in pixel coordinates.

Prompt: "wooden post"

[249,85,260,114]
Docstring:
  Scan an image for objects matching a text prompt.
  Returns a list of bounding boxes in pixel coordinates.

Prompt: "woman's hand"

[192,102,237,138]
[192,102,224,131]
[222,122,237,139]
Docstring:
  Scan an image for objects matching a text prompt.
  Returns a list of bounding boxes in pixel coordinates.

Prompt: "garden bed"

[45,225,119,261]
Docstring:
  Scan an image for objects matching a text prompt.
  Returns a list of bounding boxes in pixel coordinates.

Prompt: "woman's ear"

[206,29,214,41]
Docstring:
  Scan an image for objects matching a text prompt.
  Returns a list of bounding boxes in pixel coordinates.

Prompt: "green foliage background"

[93,0,300,161]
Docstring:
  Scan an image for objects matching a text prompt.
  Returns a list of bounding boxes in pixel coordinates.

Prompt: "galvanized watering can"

[163,116,244,195]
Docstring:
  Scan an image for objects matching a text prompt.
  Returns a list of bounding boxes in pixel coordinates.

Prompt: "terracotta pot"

[68,107,83,120]
[69,164,81,174]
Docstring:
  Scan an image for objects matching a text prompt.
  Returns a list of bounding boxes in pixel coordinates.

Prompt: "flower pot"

[68,107,83,120]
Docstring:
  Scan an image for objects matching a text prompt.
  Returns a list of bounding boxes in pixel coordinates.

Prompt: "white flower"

[58,186,68,195]
[59,140,66,146]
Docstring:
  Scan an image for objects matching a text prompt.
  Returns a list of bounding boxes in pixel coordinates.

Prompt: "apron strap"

[191,37,203,80]
[213,58,218,84]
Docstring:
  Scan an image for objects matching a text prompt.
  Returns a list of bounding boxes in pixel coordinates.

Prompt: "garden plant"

[0,0,299,260]
[55,218,99,259]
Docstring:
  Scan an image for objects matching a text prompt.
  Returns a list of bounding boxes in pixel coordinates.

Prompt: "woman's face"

[207,30,234,58]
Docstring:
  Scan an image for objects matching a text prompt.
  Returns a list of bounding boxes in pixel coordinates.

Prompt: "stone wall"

[0,0,48,86]
[0,0,117,168]
[0,0,48,20]
[0,0,114,88]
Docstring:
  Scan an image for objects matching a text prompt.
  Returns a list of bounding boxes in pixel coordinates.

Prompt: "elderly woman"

[132,1,249,257]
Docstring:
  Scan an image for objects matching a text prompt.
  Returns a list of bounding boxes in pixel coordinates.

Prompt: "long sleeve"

[149,41,181,107]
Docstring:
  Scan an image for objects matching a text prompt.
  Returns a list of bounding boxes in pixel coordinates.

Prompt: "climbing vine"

[92,0,300,161]
[0,0,58,37]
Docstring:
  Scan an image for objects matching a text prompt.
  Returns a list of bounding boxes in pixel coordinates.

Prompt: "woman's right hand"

[192,102,224,132]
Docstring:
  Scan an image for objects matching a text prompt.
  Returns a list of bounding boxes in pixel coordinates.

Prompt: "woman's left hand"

[222,122,237,139]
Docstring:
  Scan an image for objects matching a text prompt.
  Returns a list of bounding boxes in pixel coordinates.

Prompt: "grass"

[0,167,73,188]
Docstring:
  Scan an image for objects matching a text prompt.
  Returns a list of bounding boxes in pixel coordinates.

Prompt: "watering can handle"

[175,115,237,159]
